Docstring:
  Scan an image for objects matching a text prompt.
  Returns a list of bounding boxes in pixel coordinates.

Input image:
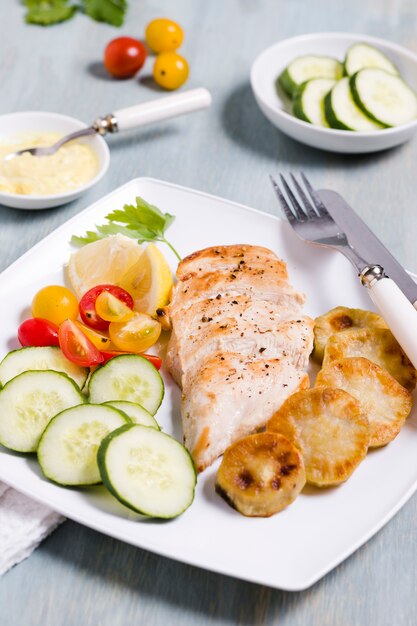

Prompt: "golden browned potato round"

[267,387,369,487]
[323,327,416,391]
[315,357,412,448]
[215,432,305,517]
[313,306,387,363]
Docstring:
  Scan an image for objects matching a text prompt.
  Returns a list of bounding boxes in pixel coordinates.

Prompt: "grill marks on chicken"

[166,244,314,471]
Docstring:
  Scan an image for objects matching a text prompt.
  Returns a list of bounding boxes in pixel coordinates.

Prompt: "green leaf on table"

[82,0,127,27]
[24,0,77,26]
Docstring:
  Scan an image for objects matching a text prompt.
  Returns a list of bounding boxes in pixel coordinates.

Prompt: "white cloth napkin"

[0,481,64,576]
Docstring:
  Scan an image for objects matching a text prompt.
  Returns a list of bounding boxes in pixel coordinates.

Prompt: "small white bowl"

[250,32,417,153]
[0,111,110,210]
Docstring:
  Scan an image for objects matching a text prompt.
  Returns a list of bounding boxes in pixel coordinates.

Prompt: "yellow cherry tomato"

[32,285,79,326]
[145,18,184,53]
[95,291,134,323]
[153,52,189,90]
[73,321,113,351]
[109,312,161,353]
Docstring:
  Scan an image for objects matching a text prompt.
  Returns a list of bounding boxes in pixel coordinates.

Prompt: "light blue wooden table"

[1,1,417,624]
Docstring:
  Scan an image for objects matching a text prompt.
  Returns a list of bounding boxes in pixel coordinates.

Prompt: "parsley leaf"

[24,0,77,25]
[83,0,127,27]
[71,196,181,260]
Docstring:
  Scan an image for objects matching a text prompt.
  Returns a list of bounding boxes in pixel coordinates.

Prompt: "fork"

[271,173,417,370]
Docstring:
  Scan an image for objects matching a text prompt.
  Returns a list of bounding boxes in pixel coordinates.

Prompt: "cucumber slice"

[88,354,164,415]
[278,55,343,97]
[98,424,196,518]
[0,346,88,389]
[350,68,417,127]
[104,401,160,430]
[293,78,336,126]
[344,43,399,77]
[325,77,382,131]
[38,404,131,486]
[0,370,85,452]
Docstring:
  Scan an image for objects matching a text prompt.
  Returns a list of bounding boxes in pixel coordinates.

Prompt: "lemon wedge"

[118,243,173,315]
[67,234,145,299]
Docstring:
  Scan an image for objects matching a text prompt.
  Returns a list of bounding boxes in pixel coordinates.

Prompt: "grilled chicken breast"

[165,244,314,471]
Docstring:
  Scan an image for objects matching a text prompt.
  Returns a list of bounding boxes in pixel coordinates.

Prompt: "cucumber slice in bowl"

[278,55,343,97]
[38,404,131,486]
[104,400,160,430]
[351,68,417,127]
[293,78,336,126]
[88,354,164,415]
[325,77,383,131]
[0,346,88,389]
[98,424,197,519]
[344,43,399,77]
[0,370,85,452]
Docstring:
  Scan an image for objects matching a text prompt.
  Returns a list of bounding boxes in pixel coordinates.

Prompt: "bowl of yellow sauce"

[0,111,110,209]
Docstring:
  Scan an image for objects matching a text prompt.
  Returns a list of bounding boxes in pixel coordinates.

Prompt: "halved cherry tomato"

[79,285,134,331]
[73,321,113,350]
[95,291,134,323]
[18,318,59,347]
[109,312,161,353]
[32,285,79,326]
[100,350,162,370]
[59,319,104,367]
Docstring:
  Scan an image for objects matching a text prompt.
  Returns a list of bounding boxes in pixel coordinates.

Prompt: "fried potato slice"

[323,327,416,391]
[215,432,305,517]
[313,306,387,363]
[267,387,369,487]
[315,357,412,448]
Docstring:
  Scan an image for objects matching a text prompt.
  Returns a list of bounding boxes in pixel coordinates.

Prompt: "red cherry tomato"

[104,37,147,78]
[100,350,162,370]
[79,285,134,331]
[18,318,59,347]
[59,319,104,367]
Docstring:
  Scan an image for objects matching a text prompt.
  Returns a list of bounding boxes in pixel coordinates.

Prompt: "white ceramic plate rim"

[0,111,110,202]
[1,177,417,591]
[250,31,417,137]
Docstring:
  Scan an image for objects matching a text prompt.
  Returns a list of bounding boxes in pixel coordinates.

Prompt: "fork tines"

[270,173,330,221]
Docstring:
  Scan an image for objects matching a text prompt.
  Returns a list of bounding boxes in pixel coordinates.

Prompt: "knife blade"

[317,189,417,307]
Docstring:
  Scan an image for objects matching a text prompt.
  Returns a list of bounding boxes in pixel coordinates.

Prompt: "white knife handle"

[113,88,212,132]
[366,275,417,369]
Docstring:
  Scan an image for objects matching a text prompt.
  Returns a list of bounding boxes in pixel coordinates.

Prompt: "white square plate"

[1,178,417,591]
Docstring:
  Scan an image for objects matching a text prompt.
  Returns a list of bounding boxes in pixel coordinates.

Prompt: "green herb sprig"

[71,196,181,261]
[24,0,127,27]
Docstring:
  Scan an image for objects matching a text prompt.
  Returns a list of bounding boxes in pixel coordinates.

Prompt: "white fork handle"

[367,277,417,369]
[113,88,212,132]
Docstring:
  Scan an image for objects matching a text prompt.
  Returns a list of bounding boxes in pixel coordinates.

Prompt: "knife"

[317,189,417,308]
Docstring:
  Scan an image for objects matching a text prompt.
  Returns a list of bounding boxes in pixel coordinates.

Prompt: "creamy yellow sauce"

[0,132,99,196]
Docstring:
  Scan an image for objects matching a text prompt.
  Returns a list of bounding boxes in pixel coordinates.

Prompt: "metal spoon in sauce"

[3,88,211,160]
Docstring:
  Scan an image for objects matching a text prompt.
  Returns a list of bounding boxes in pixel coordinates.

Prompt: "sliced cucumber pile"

[344,43,399,77]
[104,400,160,430]
[0,370,85,452]
[278,43,417,131]
[293,78,336,127]
[38,404,131,486]
[325,77,382,131]
[0,347,195,518]
[0,346,88,389]
[279,55,342,97]
[98,424,196,518]
[89,354,164,415]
